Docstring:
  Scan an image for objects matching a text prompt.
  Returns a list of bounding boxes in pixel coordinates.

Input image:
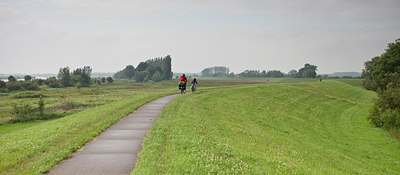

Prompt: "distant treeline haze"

[200,64,318,78]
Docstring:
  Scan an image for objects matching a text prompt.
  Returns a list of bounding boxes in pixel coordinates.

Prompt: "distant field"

[133,80,400,174]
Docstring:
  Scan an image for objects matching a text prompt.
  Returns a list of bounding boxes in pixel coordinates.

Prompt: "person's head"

[194,78,196,80]
[183,74,185,76]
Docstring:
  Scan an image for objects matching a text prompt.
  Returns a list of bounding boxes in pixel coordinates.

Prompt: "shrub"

[7,81,23,91]
[101,77,106,83]
[106,77,113,83]
[20,81,40,90]
[0,80,6,89]
[38,96,44,114]
[11,103,36,116]
[8,75,16,82]
[24,75,32,81]
[45,77,61,88]
[152,71,163,82]
[363,38,400,130]
[35,79,45,85]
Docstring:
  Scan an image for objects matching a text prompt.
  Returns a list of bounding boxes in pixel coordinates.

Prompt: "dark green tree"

[101,77,106,83]
[135,71,150,82]
[58,67,72,87]
[0,80,6,89]
[38,95,44,115]
[288,70,298,77]
[136,62,149,72]
[8,75,16,82]
[152,71,163,82]
[106,77,113,83]
[267,70,284,77]
[298,63,318,78]
[24,75,32,81]
[84,66,92,76]
[45,77,61,88]
[72,68,91,87]
[124,65,135,79]
[363,38,400,130]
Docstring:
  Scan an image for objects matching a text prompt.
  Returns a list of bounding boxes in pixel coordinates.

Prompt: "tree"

[24,75,32,81]
[288,70,298,77]
[84,66,92,76]
[72,68,91,87]
[58,67,71,87]
[113,55,173,81]
[8,75,16,82]
[101,77,106,83]
[106,77,113,83]
[124,65,135,79]
[135,71,150,82]
[45,77,61,88]
[0,80,6,89]
[136,62,149,72]
[38,95,44,115]
[267,70,284,77]
[363,38,400,130]
[201,66,230,77]
[162,55,173,80]
[298,63,318,78]
[152,71,163,82]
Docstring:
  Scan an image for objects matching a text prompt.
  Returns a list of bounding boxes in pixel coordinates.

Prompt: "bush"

[7,81,22,91]
[45,77,61,88]
[0,80,6,89]
[363,38,400,131]
[35,79,45,85]
[152,71,163,82]
[20,81,40,90]
[8,75,16,82]
[106,77,113,83]
[11,103,36,116]
[135,71,150,82]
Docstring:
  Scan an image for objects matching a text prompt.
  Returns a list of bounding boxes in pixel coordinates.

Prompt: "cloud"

[0,0,399,74]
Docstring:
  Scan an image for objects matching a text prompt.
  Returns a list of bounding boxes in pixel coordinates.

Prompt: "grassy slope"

[0,90,175,174]
[133,80,400,174]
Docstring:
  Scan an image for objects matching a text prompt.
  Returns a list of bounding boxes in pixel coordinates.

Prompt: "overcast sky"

[0,0,399,74]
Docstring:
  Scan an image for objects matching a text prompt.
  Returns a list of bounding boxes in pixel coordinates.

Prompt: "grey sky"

[0,0,399,74]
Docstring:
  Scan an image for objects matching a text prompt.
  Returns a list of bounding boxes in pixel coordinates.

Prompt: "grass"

[0,78,268,174]
[133,80,400,174]
[0,90,176,174]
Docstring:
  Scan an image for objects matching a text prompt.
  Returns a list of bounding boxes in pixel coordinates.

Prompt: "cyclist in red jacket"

[178,74,187,92]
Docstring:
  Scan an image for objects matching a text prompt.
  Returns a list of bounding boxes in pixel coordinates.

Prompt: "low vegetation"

[133,80,400,174]
[0,90,176,174]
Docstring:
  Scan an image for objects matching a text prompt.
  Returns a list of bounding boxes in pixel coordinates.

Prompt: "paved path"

[48,94,180,175]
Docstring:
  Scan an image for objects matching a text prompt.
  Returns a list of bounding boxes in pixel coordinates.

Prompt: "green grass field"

[133,80,400,174]
[0,78,266,174]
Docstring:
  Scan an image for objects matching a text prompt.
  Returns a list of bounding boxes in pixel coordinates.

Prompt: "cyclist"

[178,74,187,93]
[191,78,198,92]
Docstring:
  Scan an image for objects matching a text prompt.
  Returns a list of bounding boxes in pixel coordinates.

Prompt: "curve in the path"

[48,94,180,175]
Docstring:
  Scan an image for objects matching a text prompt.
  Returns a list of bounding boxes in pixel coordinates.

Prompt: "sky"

[0,0,399,74]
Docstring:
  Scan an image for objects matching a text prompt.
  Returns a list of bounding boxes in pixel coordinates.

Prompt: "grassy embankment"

[133,80,400,174]
[0,78,266,174]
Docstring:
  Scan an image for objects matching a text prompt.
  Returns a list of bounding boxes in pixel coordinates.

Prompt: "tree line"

[0,66,114,92]
[362,38,400,131]
[200,64,318,78]
[113,55,173,82]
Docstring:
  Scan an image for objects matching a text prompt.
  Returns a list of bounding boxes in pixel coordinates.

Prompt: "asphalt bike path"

[48,94,180,175]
